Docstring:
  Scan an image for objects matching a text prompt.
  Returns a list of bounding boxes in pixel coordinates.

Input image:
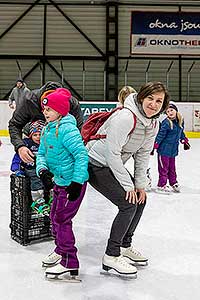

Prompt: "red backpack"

[81,107,137,145]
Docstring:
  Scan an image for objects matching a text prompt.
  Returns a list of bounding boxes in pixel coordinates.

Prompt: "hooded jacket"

[155,117,186,157]
[8,81,83,152]
[10,138,39,172]
[8,82,31,108]
[87,93,159,191]
[36,114,89,186]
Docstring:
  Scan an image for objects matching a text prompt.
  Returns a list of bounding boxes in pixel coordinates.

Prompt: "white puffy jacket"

[87,93,159,191]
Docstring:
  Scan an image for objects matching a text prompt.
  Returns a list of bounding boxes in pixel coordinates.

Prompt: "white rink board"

[0,100,199,132]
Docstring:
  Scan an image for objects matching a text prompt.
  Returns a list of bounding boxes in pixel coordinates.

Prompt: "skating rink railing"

[1,100,200,138]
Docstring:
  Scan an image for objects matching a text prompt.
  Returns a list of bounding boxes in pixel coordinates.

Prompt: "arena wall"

[1,101,200,138]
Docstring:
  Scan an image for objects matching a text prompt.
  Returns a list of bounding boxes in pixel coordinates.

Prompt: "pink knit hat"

[42,88,71,116]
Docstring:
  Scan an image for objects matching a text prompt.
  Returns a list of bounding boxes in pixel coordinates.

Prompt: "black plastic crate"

[10,219,51,246]
[10,174,31,209]
[11,205,50,228]
[10,174,52,245]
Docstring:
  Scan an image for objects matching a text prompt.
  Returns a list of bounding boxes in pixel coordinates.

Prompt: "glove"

[67,181,83,201]
[39,169,54,190]
[150,142,159,155]
[183,141,190,150]
[181,138,190,150]
[150,149,154,156]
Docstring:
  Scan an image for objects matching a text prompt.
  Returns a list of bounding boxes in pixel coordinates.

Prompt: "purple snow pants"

[157,155,177,187]
[50,182,87,269]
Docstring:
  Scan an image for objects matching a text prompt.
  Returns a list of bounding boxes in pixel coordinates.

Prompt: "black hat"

[16,79,24,84]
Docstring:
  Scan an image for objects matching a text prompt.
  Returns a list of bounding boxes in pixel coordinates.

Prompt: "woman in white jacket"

[88,81,170,277]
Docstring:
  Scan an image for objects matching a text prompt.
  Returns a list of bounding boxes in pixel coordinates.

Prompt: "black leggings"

[88,163,146,256]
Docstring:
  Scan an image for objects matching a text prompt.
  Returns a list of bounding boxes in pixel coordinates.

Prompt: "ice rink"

[0,136,200,300]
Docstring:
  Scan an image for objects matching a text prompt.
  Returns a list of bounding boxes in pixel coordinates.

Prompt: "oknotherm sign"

[131,11,200,55]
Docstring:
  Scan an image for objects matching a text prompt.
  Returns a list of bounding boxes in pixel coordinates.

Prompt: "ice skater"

[118,86,136,106]
[153,101,190,194]
[87,82,170,277]
[36,88,88,281]
[118,86,153,192]
[10,120,50,215]
[8,79,31,110]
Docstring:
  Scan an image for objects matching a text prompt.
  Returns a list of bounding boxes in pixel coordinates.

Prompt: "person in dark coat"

[8,81,83,163]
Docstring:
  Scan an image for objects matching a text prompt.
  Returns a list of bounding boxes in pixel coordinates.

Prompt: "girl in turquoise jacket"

[36,88,88,280]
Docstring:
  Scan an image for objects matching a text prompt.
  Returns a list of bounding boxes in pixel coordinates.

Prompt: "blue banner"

[81,102,117,122]
[131,11,200,55]
[132,11,200,35]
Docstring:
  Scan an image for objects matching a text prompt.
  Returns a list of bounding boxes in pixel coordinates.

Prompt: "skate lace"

[49,252,60,259]
[129,247,142,257]
[116,255,133,269]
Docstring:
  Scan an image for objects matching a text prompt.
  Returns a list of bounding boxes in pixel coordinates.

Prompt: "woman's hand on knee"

[125,190,137,204]
[135,189,146,204]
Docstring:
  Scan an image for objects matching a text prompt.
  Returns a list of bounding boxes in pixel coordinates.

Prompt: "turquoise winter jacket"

[36,114,89,186]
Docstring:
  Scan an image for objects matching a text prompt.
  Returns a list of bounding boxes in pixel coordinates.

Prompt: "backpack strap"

[129,112,137,135]
[124,107,137,135]
[88,106,136,142]
[89,133,107,140]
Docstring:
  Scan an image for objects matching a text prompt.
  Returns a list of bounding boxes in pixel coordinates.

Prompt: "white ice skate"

[121,246,148,266]
[171,183,180,193]
[45,263,81,283]
[155,185,172,195]
[42,251,62,268]
[101,254,137,279]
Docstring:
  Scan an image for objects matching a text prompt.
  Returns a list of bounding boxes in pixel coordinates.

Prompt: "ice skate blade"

[42,262,61,268]
[100,265,137,280]
[153,188,172,195]
[45,274,81,283]
[100,270,137,280]
[123,256,148,266]
[131,261,148,267]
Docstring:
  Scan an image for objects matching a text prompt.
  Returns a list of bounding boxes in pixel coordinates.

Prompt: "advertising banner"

[131,11,200,55]
[81,102,117,122]
[193,105,200,132]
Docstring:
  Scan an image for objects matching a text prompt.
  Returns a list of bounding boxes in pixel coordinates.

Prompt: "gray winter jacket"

[87,93,159,191]
[8,83,31,108]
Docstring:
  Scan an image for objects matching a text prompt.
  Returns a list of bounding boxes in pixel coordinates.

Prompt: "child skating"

[10,120,50,215]
[153,101,190,194]
[36,88,88,281]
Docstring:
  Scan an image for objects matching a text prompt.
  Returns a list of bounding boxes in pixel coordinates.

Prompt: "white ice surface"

[0,137,200,300]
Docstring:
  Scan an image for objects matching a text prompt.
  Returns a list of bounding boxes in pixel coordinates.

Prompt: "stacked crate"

[10,174,52,245]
